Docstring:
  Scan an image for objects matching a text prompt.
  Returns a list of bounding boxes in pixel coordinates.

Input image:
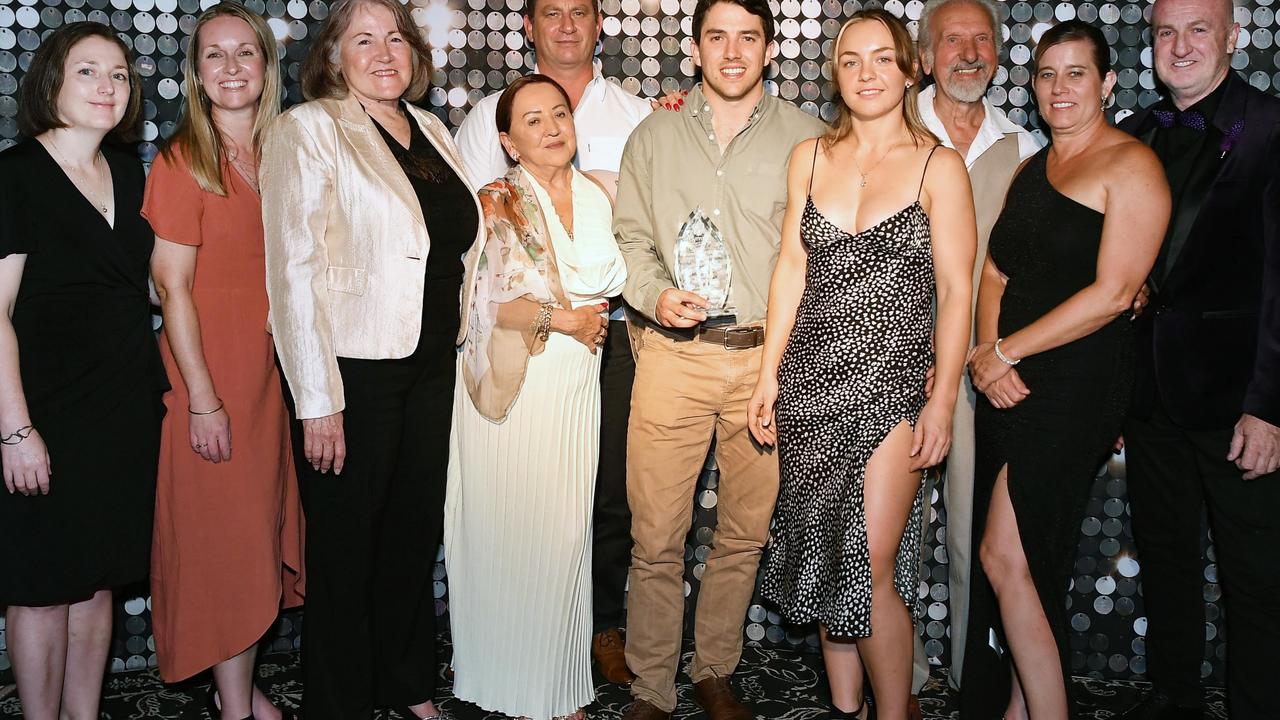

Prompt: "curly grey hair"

[917,0,1003,64]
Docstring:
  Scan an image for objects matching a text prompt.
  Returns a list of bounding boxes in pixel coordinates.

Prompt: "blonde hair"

[163,4,282,196]
[825,10,938,149]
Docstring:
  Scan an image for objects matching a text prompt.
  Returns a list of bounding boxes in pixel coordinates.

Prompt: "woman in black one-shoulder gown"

[958,21,1170,720]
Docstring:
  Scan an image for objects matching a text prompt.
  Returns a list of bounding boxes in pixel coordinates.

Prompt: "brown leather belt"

[697,325,766,350]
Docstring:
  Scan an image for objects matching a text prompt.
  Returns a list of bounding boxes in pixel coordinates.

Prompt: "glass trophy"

[673,207,736,326]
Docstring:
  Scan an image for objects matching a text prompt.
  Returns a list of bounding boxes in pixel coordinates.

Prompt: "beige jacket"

[260,94,484,420]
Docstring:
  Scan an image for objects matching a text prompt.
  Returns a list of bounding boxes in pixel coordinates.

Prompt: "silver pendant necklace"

[851,144,894,188]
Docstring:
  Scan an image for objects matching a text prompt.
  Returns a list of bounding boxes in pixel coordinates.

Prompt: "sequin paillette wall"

[2,0,1278,686]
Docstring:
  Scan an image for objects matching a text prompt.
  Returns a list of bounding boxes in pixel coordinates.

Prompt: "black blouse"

[370,108,479,288]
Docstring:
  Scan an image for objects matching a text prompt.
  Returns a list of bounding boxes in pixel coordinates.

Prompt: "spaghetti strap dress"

[762,143,938,636]
[959,149,1134,718]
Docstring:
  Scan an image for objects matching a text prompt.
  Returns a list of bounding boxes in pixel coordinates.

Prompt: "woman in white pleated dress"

[445,74,626,720]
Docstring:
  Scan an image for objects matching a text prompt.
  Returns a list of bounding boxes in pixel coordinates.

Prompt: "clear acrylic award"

[673,207,736,324]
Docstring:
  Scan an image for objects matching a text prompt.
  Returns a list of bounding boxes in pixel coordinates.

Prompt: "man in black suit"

[1117,0,1280,718]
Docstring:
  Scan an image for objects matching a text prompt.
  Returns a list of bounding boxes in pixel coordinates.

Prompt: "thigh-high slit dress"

[959,149,1134,718]
[761,145,940,636]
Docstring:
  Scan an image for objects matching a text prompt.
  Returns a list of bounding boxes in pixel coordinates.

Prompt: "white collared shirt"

[453,62,653,192]
[917,84,1043,167]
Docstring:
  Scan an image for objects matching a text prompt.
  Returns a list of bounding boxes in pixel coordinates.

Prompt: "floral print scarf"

[461,166,572,422]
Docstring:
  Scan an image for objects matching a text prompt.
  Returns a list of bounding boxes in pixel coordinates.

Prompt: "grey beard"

[940,75,989,104]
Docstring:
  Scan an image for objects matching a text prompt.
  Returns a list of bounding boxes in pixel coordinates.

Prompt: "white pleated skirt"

[444,331,600,719]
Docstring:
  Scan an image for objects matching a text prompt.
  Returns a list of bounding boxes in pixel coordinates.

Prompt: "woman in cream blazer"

[258,0,482,717]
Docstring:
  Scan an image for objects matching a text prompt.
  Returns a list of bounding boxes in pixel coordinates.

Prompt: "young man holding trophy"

[611,0,826,717]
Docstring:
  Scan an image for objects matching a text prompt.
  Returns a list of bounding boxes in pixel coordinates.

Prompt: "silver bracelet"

[994,338,1021,366]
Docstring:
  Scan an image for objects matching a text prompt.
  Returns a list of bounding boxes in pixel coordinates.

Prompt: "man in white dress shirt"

[454,0,651,190]
[453,0,651,686]
[912,0,1042,704]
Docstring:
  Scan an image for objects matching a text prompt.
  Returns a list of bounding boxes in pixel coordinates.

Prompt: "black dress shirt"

[1148,82,1227,283]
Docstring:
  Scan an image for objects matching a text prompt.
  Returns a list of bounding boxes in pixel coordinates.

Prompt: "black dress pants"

[287,336,455,720]
[593,319,635,632]
[1127,403,1280,719]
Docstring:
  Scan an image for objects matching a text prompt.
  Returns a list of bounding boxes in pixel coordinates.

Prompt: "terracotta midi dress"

[142,147,305,682]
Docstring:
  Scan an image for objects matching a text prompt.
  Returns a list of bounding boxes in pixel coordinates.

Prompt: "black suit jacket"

[1119,72,1280,430]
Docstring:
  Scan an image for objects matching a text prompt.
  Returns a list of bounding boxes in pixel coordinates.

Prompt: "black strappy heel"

[830,695,874,720]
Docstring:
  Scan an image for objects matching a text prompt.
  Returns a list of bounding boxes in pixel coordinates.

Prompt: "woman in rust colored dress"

[142,6,303,720]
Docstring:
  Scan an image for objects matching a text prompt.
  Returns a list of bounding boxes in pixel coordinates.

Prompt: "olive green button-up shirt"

[613,85,828,325]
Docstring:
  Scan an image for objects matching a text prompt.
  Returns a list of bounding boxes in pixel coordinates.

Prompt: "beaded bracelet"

[532,303,553,342]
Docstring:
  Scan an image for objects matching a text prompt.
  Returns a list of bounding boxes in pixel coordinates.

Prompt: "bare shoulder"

[1097,130,1163,180]
[922,144,969,191]
[924,144,965,175]
[790,136,821,165]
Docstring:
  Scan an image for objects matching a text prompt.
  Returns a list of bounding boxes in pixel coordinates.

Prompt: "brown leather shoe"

[694,676,753,720]
[908,694,922,720]
[592,628,636,684]
[621,698,671,719]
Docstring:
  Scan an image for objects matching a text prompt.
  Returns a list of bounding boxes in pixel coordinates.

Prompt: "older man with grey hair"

[912,0,1041,697]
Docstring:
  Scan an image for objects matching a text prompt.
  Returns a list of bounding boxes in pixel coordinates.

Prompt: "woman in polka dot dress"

[748,11,976,719]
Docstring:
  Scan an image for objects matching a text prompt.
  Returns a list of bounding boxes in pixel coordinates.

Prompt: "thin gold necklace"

[47,138,110,214]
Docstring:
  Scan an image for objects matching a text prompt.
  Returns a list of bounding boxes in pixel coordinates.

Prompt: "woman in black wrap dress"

[0,23,163,720]
[959,21,1169,720]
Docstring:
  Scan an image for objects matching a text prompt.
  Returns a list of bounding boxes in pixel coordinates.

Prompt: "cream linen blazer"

[260,94,484,420]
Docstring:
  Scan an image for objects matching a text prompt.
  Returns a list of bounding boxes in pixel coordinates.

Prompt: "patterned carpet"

[0,637,1226,719]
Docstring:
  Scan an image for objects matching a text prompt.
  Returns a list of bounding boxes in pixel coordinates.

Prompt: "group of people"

[0,1,1275,720]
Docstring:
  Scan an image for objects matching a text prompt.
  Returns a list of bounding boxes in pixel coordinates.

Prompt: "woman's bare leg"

[979,467,1068,720]
[60,589,113,720]
[6,603,69,720]
[211,646,257,720]
[821,626,867,716]
[854,421,921,720]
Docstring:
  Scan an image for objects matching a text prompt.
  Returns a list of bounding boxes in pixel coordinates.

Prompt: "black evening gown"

[960,149,1133,718]
[762,145,938,636]
[0,140,165,607]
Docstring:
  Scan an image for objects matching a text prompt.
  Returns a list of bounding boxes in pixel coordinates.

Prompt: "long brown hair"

[824,10,937,148]
[164,4,282,195]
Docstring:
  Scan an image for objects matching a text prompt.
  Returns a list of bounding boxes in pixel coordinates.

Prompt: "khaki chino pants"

[624,327,780,712]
